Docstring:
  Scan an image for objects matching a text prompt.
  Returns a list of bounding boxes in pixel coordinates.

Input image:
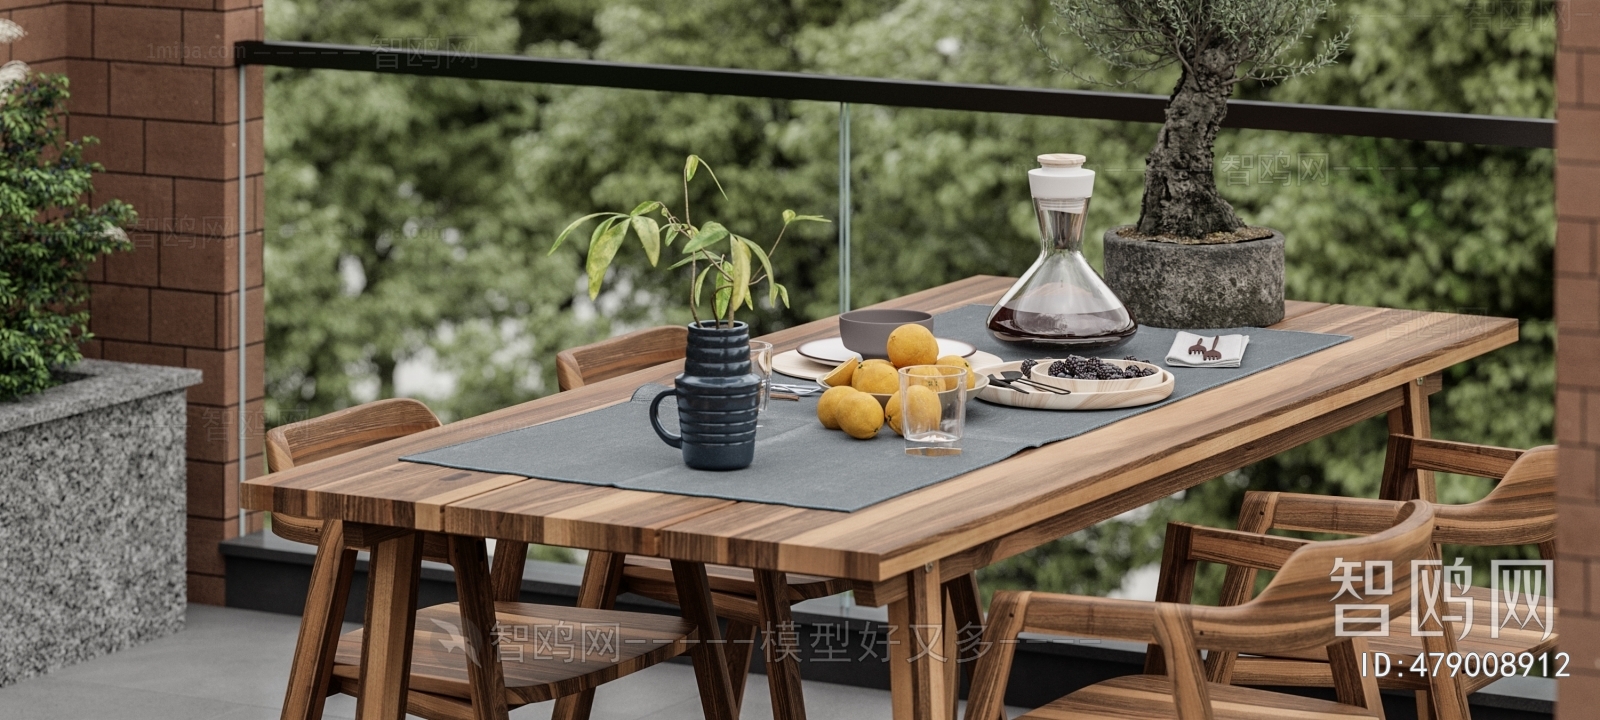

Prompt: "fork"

[1188,336,1210,356]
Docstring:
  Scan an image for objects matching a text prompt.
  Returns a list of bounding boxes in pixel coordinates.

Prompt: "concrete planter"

[0,360,201,687]
[1103,226,1286,329]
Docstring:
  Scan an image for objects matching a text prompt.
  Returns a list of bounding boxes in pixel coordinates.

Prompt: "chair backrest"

[1433,445,1555,548]
[1190,500,1436,655]
[1263,441,1556,554]
[265,397,441,471]
[555,325,687,392]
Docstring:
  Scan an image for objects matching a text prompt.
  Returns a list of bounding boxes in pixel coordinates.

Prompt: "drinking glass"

[897,365,965,456]
[749,340,774,416]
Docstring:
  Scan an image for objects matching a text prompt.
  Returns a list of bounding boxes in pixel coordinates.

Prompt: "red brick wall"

[2,0,265,605]
[1558,1,1600,715]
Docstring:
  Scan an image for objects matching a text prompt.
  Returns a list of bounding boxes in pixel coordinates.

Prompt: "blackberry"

[1019,358,1038,376]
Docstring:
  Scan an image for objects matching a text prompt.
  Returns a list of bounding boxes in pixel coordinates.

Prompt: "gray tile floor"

[0,605,943,720]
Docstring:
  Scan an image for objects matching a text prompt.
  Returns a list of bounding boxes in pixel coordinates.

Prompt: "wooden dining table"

[244,275,1518,720]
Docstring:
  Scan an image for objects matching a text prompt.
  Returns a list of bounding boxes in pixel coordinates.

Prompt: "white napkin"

[1166,332,1250,368]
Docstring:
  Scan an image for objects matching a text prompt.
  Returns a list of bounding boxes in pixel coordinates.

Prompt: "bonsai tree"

[551,155,827,328]
[1,19,136,400]
[1040,0,1346,242]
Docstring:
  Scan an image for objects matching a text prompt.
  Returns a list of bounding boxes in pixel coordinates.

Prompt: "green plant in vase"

[551,155,826,328]
[550,155,827,471]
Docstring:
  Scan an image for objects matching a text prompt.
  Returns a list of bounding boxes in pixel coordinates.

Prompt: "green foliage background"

[263,0,1554,598]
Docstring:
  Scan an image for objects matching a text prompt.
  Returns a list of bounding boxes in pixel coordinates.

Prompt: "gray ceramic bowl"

[839,309,934,359]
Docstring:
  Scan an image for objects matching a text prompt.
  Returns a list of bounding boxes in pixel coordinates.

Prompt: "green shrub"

[0,73,135,400]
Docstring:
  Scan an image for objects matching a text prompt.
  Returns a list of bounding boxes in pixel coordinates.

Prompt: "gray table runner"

[402,304,1350,512]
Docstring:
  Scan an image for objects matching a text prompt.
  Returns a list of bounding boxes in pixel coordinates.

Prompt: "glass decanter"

[986,154,1137,351]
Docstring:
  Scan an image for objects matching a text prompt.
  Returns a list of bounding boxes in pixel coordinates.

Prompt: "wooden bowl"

[816,372,989,409]
[977,360,1174,410]
[1026,359,1165,393]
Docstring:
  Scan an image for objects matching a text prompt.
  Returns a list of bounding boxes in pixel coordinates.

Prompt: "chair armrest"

[1251,491,1408,537]
[1172,521,1309,571]
[1013,591,1163,644]
[1393,433,1524,479]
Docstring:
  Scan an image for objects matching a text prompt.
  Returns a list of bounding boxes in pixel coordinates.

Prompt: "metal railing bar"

[235,40,1553,149]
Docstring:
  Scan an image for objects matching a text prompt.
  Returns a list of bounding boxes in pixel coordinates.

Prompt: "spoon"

[987,374,1031,394]
[1000,371,1072,395]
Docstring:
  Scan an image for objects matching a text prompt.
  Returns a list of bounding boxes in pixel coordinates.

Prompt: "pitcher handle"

[648,387,682,449]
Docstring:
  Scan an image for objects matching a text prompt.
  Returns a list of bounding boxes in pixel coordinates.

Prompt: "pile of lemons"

[814,324,977,440]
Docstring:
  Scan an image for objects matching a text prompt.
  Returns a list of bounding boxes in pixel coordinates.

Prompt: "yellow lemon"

[835,391,886,439]
[885,385,941,436]
[936,354,977,389]
[851,361,900,394]
[886,324,939,368]
[821,358,858,388]
[906,364,956,392]
[816,386,859,430]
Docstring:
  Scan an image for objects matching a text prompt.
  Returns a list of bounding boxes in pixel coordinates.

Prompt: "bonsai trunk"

[1136,48,1245,240]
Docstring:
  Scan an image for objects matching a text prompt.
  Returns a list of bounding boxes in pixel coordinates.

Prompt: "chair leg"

[1416,690,1436,720]
[281,520,357,720]
[724,620,758,712]
[754,570,807,720]
[449,536,510,720]
[551,552,627,720]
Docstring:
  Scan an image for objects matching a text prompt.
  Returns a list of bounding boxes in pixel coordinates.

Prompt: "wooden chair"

[552,328,987,720]
[555,325,688,391]
[268,399,700,720]
[964,500,1470,720]
[1196,437,1558,718]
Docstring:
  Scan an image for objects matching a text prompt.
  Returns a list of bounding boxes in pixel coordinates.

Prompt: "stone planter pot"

[0,360,201,688]
[1103,226,1286,329]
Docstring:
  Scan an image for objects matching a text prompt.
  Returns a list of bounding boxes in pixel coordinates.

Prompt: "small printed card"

[1166,332,1251,368]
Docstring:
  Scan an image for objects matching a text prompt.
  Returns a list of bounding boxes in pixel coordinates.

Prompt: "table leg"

[671,560,739,720]
[753,569,807,720]
[888,564,950,720]
[281,520,356,720]
[355,529,422,720]
[1383,379,1436,501]
[448,536,510,720]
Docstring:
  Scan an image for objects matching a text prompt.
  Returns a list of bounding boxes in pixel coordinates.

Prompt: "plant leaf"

[585,219,629,300]
[550,212,611,255]
[692,264,714,309]
[774,282,790,308]
[729,236,752,312]
[631,215,661,266]
[629,200,661,216]
[713,276,732,321]
[782,209,796,224]
[680,221,729,255]
[663,225,683,248]
[684,155,700,182]
[784,214,830,225]
[738,236,776,302]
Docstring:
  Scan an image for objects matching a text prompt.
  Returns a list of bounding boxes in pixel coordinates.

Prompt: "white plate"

[973,360,1174,410]
[796,337,977,365]
[773,349,1004,381]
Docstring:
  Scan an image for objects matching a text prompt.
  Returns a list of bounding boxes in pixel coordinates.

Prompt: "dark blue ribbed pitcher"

[648,321,762,470]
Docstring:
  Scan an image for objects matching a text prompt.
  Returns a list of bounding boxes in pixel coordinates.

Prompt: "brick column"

[1557,2,1600,715]
[2,0,265,605]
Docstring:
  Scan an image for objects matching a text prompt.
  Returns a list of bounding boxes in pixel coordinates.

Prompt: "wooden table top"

[244,276,1519,583]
